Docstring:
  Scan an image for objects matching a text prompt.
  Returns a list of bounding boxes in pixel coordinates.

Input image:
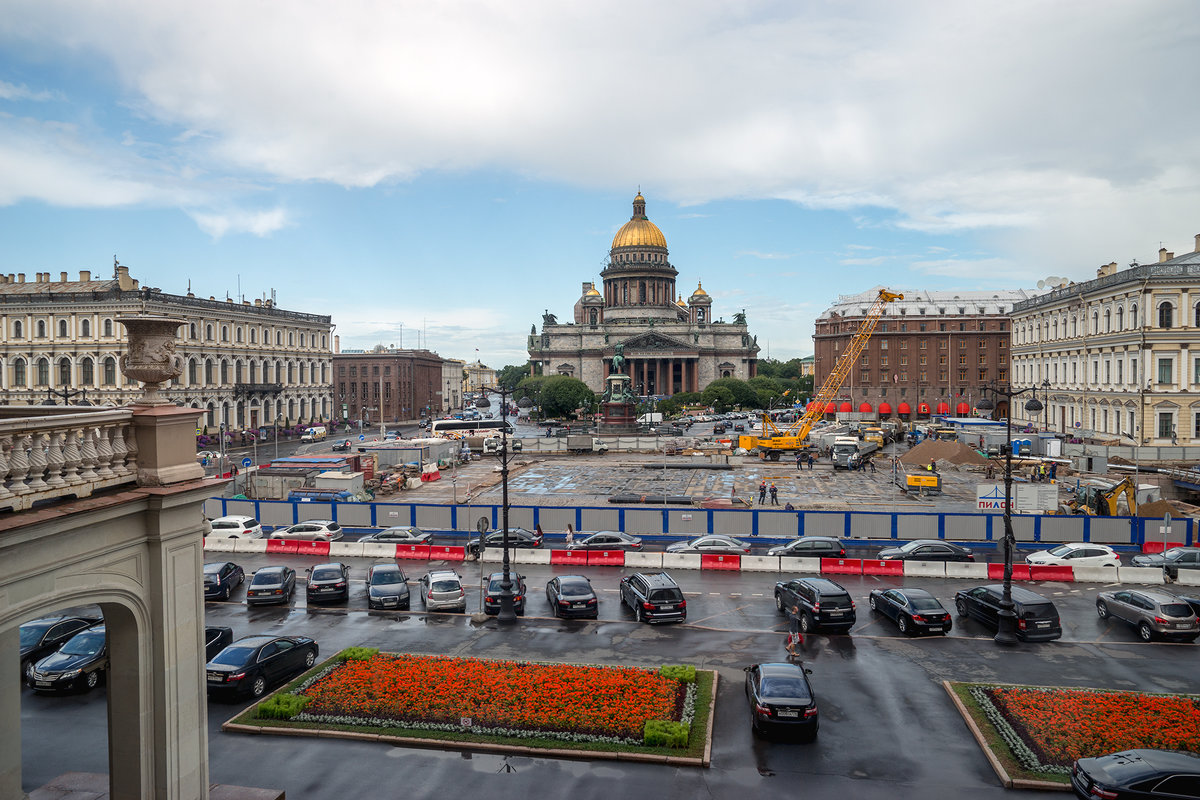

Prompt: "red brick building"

[333,347,447,425]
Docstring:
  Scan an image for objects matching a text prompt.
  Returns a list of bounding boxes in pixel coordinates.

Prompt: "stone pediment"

[621,332,692,351]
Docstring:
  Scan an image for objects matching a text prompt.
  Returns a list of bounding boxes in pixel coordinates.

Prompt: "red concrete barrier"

[1141,541,1167,554]
[701,554,740,571]
[395,544,432,560]
[293,540,330,557]
[265,538,298,554]
[821,558,863,575]
[587,550,625,567]
[862,559,904,576]
[551,549,589,565]
[988,563,1031,581]
[428,545,465,562]
[1028,565,1074,582]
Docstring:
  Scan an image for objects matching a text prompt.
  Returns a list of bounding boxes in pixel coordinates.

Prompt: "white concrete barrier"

[625,552,664,569]
[945,562,989,579]
[1072,566,1120,583]
[1175,570,1200,587]
[660,553,702,570]
[513,549,551,565]
[1118,566,1166,585]
[204,538,236,553]
[329,542,365,559]
[740,556,782,572]
[360,542,398,559]
[778,557,822,574]
[480,548,503,563]
[903,560,947,578]
[232,539,268,554]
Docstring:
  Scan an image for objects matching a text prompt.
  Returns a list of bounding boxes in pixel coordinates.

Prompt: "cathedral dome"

[611,193,668,250]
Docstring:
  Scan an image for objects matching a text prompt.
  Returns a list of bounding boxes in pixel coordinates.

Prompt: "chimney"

[79,270,91,281]
[254,298,262,307]
[1194,233,1200,253]
[334,335,340,353]
[1159,247,1172,263]
[115,264,134,290]
[59,271,68,282]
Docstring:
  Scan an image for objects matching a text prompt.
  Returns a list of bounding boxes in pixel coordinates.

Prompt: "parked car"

[366,563,410,610]
[268,520,343,542]
[305,562,350,603]
[1096,589,1200,642]
[466,527,543,556]
[774,577,856,634]
[567,531,644,551]
[204,626,234,661]
[206,515,263,540]
[954,585,1062,641]
[1177,593,1200,617]
[245,566,297,606]
[868,588,952,636]
[877,539,974,562]
[744,662,819,740]
[331,439,352,452]
[665,534,752,555]
[620,572,687,624]
[1025,542,1121,568]
[418,570,467,613]
[1072,749,1200,800]
[483,571,527,616]
[768,536,846,558]
[359,526,434,545]
[28,623,108,692]
[545,575,599,619]
[1130,547,1200,579]
[203,561,245,601]
[205,634,318,698]
[19,615,99,684]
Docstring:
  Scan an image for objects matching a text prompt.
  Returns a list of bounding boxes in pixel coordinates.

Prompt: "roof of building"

[818,287,1036,320]
[611,193,668,250]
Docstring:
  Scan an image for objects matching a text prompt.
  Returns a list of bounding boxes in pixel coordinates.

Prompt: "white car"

[206,515,264,539]
[1024,543,1121,568]
[269,520,344,542]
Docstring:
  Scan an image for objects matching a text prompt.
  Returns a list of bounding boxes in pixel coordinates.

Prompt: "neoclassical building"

[1009,236,1200,444]
[0,265,333,429]
[528,193,758,394]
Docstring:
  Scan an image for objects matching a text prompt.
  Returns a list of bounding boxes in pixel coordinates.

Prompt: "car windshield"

[760,677,811,700]
[649,588,683,603]
[897,541,925,553]
[910,597,943,611]
[1163,548,1187,561]
[311,568,342,581]
[211,520,241,529]
[251,572,283,586]
[20,624,53,648]
[61,630,104,656]
[371,570,403,585]
[560,581,592,597]
[1161,603,1194,617]
[203,565,223,575]
[1021,605,1054,619]
[210,646,256,666]
[1047,545,1073,557]
[431,580,460,593]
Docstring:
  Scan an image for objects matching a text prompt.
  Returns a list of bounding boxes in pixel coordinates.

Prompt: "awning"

[936,402,950,414]
[878,402,893,415]
[917,403,931,414]
[956,402,970,415]
[858,402,873,413]
[839,402,853,413]
[825,403,838,414]
[897,402,911,415]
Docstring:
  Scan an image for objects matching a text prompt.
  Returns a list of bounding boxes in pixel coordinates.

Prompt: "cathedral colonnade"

[604,356,700,395]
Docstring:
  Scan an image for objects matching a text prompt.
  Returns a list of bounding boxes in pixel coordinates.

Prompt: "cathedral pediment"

[621,332,692,351]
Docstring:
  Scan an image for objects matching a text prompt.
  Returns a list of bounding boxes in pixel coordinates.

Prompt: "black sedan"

[204,626,234,661]
[245,566,297,606]
[744,662,819,740]
[19,615,98,683]
[567,531,643,551]
[1072,749,1200,799]
[877,539,974,562]
[205,634,319,698]
[546,575,598,618]
[467,527,543,556]
[767,536,846,558]
[360,526,434,545]
[28,624,108,693]
[366,563,410,610]
[306,562,350,603]
[203,561,245,601]
[868,588,952,636]
[483,571,527,615]
[1130,547,1200,579]
[331,439,352,452]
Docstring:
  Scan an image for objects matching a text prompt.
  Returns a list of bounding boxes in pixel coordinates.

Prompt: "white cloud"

[188,207,290,238]
[0,80,60,101]
[735,250,791,260]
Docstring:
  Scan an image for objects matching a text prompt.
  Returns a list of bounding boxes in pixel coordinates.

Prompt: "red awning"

[878,402,893,415]
[839,402,853,413]
[858,402,873,413]
[825,402,838,414]
[897,402,911,415]
[936,402,950,414]
[956,402,970,414]
[917,403,931,414]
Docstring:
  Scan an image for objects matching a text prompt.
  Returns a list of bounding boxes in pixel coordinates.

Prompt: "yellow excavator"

[739,288,903,460]
[1061,477,1137,516]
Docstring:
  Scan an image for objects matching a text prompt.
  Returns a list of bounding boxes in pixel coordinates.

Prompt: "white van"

[300,426,328,442]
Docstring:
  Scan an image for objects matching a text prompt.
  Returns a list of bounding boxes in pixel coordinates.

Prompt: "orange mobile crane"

[738,288,903,460]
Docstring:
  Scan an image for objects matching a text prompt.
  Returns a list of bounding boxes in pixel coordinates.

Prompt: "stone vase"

[117,315,185,406]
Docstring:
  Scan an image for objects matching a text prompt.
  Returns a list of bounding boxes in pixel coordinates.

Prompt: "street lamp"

[975,382,1044,646]
[42,387,92,406]
[479,383,518,624]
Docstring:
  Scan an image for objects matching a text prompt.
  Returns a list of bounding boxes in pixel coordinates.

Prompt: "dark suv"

[620,572,687,624]
[483,571,527,616]
[774,577,856,634]
[954,584,1062,641]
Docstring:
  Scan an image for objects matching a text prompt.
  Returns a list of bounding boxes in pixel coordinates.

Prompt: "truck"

[566,435,609,454]
[831,436,878,469]
[637,412,664,425]
[300,426,327,442]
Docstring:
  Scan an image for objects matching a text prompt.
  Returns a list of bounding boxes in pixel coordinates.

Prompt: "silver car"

[419,570,466,613]
[1096,588,1200,642]
[268,520,343,542]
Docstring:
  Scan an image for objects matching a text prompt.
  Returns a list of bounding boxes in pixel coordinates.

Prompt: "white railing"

[0,407,137,512]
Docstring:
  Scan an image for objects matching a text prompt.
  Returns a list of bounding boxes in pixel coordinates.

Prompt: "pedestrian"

[785,604,804,658]
[929,459,937,473]
[807,453,815,471]
[758,481,767,505]
[796,452,802,471]
[1050,463,1058,482]
[565,524,574,549]
[868,458,876,474]
[769,483,778,505]
[784,502,795,511]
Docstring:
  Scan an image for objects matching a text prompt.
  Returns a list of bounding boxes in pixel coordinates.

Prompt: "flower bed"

[951,682,1200,783]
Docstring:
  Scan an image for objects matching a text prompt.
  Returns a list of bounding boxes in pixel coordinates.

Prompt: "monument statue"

[611,343,626,375]
[733,310,747,325]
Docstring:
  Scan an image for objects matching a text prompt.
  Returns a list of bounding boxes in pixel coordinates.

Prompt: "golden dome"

[585,287,601,297]
[691,281,708,297]
[611,192,668,250]
[676,295,687,307]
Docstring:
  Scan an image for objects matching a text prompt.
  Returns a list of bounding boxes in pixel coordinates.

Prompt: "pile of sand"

[898,439,990,467]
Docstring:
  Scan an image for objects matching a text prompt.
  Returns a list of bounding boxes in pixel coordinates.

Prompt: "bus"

[429,419,514,439]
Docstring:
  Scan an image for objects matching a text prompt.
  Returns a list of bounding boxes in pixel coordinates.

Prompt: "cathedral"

[528,193,759,395]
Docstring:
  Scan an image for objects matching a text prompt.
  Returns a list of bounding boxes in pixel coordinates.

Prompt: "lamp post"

[42,387,92,406]
[480,383,518,624]
[274,415,281,461]
[976,382,1043,646]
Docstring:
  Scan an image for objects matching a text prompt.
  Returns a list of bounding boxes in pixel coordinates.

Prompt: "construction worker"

[759,481,767,504]
[769,483,779,505]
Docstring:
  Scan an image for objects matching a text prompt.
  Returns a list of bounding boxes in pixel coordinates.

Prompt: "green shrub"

[255,694,309,720]
[340,647,379,662]
[659,664,696,683]
[643,719,689,748]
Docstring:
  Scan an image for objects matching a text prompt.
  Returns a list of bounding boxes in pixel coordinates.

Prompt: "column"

[667,358,675,394]
[0,627,20,799]
[641,359,648,395]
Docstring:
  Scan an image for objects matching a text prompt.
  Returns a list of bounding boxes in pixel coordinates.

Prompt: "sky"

[2,1,1198,370]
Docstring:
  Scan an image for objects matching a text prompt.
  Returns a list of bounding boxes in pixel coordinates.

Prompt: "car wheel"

[22,660,33,683]
[898,615,910,635]
[799,613,813,634]
[238,572,245,586]
[635,605,646,623]
[84,670,100,691]
[250,674,267,697]
[1096,601,1109,619]
[1138,622,1154,642]
[955,599,968,618]
[868,595,877,611]
[304,649,317,668]
[222,583,232,601]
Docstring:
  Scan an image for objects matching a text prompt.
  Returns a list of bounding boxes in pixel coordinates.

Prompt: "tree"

[703,377,758,409]
[514,375,548,407]
[701,384,735,413]
[496,363,530,392]
[539,376,596,419]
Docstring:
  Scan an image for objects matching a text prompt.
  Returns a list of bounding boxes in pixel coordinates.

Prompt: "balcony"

[233,382,284,396]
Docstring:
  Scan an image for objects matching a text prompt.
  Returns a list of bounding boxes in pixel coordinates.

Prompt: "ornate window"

[103,319,113,337]
[236,327,243,343]
[221,325,229,342]
[81,319,91,337]
[58,357,71,386]
[188,359,198,384]
[58,319,68,337]
[36,357,49,386]
[103,357,116,385]
[1158,302,1174,328]
[205,359,215,384]
[206,324,214,341]
[14,358,26,386]
[250,328,257,344]
[1130,304,1138,327]
[220,360,230,384]
[1116,307,1123,330]
[81,358,94,385]
[36,320,47,338]
[189,323,197,340]
[12,321,22,339]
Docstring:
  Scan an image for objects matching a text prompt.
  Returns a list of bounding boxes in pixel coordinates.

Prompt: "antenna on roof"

[113,255,119,277]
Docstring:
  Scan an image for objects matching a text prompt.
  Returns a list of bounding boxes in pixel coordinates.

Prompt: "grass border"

[220,653,717,767]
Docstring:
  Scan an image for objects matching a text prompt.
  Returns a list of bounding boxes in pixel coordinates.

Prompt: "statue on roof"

[542,310,558,326]
[733,310,747,325]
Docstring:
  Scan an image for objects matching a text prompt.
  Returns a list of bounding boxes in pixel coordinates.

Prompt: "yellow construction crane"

[739,288,904,460]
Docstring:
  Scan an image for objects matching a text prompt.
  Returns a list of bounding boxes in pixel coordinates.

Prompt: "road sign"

[359,434,366,441]
[241,457,252,467]
[476,516,490,534]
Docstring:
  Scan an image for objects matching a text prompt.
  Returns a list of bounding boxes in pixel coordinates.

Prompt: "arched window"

[206,324,214,341]
[36,320,46,338]
[188,359,198,384]
[58,319,68,337]
[288,331,294,346]
[249,328,257,344]
[589,308,598,326]
[103,357,116,385]
[287,362,294,383]
[276,330,282,346]
[13,358,26,386]
[235,360,244,383]
[81,358,94,385]
[236,327,243,343]
[299,333,306,347]
[58,357,71,386]
[81,319,91,337]
[12,321,22,339]
[321,334,327,348]
[1091,312,1098,334]
[1158,302,1174,328]
[103,319,113,337]
[220,360,229,384]
[299,362,307,383]
[1130,304,1138,327]
[34,357,49,386]
[249,361,258,383]
[1195,303,1200,327]
[320,363,327,382]
[1116,307,1123,330]
[189,323,197,340]
[205,359,214,384]
[1104,309,1110,332]
[1070,316,1077,336]
[221,325,229,342]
